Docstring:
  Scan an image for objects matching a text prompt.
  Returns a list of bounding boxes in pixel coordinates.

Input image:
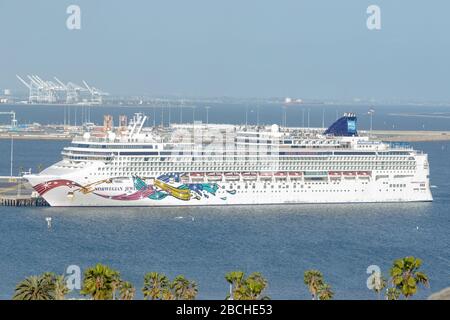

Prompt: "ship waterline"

[24,113,433,206]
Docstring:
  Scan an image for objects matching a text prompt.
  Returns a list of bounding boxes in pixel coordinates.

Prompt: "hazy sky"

[1,0,449,100]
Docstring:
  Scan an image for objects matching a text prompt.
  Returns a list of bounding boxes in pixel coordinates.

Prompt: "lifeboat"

[343,171,357,177]
[242,172,257,181]
[288,172,302,180]
[207,172,223,181]
[274,172,288,179]
[357,171,371,176]
[328,171,342,180]
[224,172,240,181]
[328,171,342,176]
[190,172,204,177]
[259,172,273,180]
[190,172,205,181]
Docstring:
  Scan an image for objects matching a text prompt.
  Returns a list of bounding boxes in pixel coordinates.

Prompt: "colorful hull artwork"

[32,173,231,203]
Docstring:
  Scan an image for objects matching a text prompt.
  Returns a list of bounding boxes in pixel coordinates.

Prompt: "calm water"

[0,104,449,299]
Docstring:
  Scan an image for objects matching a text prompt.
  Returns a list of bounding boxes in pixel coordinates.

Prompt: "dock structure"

[0,176,48,207]
[368,130,450,142]
[0,196,48,207]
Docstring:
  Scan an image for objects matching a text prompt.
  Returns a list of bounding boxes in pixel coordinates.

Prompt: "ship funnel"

[324,113,357,136]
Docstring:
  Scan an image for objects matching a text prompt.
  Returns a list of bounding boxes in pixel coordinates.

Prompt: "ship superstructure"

[25,113,432,206]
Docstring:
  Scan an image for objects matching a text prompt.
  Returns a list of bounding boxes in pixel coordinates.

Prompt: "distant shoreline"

[1,130,450,142]
[368,130,450,142]
[0,134,71,141]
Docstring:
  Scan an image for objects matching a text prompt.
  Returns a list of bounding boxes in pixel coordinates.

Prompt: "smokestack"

[119,115,127,129]
[103,114,113,131]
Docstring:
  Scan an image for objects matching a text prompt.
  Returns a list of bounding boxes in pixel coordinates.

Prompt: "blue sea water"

[0,104,449,300]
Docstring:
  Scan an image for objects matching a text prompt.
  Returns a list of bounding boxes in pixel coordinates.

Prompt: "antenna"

[153,102,156,127]
[302,108,305,127]
[160,100,164,127]
[205,106,210,126]
[256,105,260,126]
[10,135,13,178]
[245,105,248,127]
[192,106,196,144]
[180,100,184,124]
[307,108,310,128]
[322,109,325,128]
[168,101,171,126]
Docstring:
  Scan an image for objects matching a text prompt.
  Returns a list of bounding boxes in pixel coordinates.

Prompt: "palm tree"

[225,271,269,300]
[389,256,429,299]
[243,272,269,300]
[55,276,69,300]
[225,271,244,300]
[303,270,324,300]
[142,272,170,300]
[303,270,334,300]
[80,264,121,300]
[184,280,199,300]
[161,289,175,300]
[43,273,69,300]
[13,275,54,300]
[386,288,401,300]
[119,281,136,300]
[111,276,122,300]
[171,275,198,300]
[317,284,334,300]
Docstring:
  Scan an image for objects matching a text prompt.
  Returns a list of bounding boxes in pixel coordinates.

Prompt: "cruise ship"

[25,113,432,206]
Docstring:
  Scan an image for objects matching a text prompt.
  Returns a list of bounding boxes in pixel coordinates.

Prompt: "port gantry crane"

[0,111,18,128]
[83,80,109,105]
[54,77,88,104]
[16,74,109,105]
[16,74,63,103]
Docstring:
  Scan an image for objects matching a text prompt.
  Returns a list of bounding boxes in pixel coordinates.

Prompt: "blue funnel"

[324,113,357,137]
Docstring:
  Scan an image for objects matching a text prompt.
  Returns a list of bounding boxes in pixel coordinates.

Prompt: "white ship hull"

[25,174,432,207]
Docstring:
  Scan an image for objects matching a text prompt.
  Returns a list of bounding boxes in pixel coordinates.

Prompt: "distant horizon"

[4,88,450,106]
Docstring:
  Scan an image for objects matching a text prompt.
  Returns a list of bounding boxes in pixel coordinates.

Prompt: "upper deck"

[58,113,419,165]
